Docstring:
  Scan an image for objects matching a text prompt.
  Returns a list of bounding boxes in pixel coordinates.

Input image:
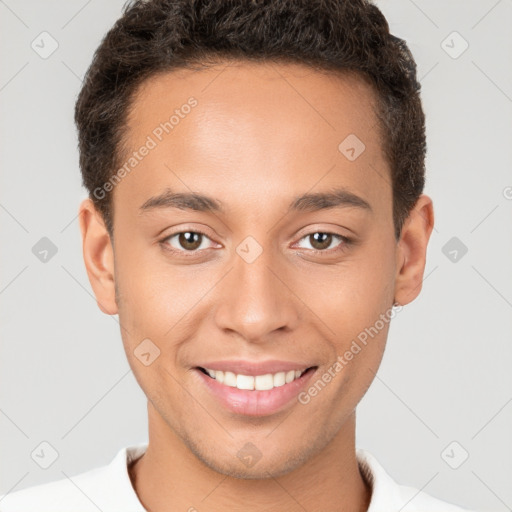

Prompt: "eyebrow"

[139,187,372,215]
[290,188,372,213]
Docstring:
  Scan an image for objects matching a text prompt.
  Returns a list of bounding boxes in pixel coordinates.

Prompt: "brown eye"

[295,231,349,253]
[309,232,332,250]
[178,232,203,251]
[163,231,213,253]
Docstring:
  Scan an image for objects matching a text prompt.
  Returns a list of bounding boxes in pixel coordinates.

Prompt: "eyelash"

[159,229,352,258]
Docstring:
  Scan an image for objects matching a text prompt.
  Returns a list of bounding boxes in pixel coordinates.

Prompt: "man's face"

[108,62,399,477]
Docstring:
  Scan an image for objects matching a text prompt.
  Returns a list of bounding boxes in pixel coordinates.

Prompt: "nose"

[213,246,301,343]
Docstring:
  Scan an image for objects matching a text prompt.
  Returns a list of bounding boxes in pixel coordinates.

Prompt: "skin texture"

[79,61,434,512]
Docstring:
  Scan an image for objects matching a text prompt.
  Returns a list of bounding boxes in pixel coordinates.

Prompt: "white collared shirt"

[0,443,474,511]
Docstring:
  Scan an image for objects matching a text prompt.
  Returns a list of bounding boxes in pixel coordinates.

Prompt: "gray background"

[1,1,511,510]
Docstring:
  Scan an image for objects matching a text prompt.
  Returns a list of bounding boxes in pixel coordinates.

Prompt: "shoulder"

[0,444,147,512]
[0,466,112,512]
[356,448,476,512]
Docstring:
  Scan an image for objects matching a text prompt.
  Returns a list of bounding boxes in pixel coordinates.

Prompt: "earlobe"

[78,198,118,315]
[393,194,435,307]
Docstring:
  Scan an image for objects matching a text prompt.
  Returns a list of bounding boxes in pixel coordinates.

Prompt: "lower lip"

[194,367,317,416]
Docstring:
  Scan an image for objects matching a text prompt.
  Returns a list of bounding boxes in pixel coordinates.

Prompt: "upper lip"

[196,360,316,376]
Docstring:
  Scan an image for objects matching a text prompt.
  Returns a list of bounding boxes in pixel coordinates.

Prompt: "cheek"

[295,238,394,391]
[114,245,204,333]
[114,250,222,394]
[301,318,390,421]
[296,251,395,339]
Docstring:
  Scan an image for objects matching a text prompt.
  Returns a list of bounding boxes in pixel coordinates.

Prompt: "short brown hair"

[75,0,426,240]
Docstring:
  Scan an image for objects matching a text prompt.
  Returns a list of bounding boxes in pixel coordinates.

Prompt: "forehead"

[127,60,382,141]
[114,61,389,218]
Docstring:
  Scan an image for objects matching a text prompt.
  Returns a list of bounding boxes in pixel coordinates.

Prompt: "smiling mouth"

[196,366,317,391]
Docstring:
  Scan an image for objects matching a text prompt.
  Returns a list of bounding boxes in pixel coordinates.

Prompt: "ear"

[78,198,118,315]
[394,194,435,306]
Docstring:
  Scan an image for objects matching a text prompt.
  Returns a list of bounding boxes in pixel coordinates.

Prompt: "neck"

[129,403,371,512]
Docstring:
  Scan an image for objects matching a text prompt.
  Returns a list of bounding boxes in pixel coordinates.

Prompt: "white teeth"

[203,367,308,390]
[285,370,295,383]
[223,371,237,387]
[255,373,274,391]
[273,371,286,387]
[236,374,255,390]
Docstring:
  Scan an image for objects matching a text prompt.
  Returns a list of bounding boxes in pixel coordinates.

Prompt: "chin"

[187,438,315,480]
